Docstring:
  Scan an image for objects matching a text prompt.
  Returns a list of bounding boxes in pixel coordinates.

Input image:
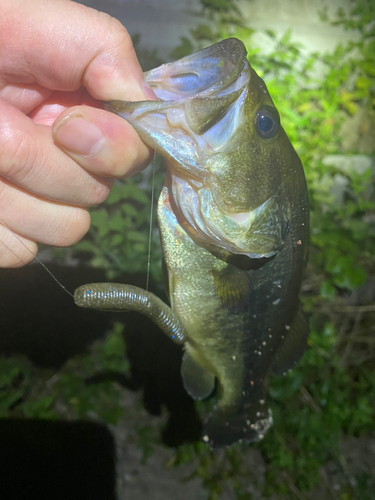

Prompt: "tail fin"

[201,404,273,448]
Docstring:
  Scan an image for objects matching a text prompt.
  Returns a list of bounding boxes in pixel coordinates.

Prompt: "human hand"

[0,0,155,267]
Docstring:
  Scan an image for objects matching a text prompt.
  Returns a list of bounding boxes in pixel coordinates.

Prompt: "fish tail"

[202,403,273,448]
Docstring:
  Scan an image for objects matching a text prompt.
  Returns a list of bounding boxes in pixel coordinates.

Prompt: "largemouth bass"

[74,38,309,447]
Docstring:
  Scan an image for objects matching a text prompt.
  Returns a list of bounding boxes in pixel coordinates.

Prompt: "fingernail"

[54,115,105,156]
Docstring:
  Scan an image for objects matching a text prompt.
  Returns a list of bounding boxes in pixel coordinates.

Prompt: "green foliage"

[1,325,129,424]
[261,328,375,493]
[54,323,129,424]
[132,34,164,71]
[134,424,157,464]
[0,357,36,418]
[171,0,248,59]
[73,163,165,282]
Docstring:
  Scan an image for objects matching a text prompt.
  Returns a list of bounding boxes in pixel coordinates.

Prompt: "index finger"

[0,0,152,102]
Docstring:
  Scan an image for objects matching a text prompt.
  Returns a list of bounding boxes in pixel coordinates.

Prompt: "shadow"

[86,311,202,445]
[0,265,112,367]
[0,265,202,447]
[121,313,202,445]
[0,419,116,500]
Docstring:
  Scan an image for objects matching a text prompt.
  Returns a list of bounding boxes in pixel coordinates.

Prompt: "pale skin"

[0,0,155,268]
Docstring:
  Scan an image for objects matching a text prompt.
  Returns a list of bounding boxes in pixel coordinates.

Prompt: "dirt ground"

[113,389,375,500]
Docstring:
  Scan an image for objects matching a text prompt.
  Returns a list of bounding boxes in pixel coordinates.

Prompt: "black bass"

[74,38,309,447]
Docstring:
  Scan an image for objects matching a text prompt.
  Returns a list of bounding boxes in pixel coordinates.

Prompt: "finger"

[0,83,53,115]
[1,0,155,101]
[0,223,38,268]
[53,105,153,177]
[0,83,100,118]
[0,178,90,248]
[0,98,112,206]
[29,88,101,126]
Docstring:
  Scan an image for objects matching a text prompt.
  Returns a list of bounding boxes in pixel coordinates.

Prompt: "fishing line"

[146,149,156,292]
[145,92,162,292]
[0,221,74,299]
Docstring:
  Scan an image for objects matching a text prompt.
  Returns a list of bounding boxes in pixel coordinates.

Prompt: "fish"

[74,38,309,447]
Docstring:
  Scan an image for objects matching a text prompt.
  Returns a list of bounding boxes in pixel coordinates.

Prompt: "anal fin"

[181,351,215,400]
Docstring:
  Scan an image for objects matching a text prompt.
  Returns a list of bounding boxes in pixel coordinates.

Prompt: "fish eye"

[254,105,280,140]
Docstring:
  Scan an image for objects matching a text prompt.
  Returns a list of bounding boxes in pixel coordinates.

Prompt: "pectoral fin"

[272,303,309,374]
[181,351,216,400]
[212,265,253,313]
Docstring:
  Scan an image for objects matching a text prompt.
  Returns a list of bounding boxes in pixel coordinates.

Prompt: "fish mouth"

[145,38,248,101]
[105,38,250,167]
[105,38,287,261]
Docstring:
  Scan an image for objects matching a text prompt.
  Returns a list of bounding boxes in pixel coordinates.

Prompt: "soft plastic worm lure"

[74,283,186,344]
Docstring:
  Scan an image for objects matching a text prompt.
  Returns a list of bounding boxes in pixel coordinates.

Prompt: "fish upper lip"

[104,39,251,184]
[144,38,249,101]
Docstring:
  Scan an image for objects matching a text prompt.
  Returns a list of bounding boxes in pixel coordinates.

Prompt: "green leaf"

[122,203,138,217]
[319,280,336,299]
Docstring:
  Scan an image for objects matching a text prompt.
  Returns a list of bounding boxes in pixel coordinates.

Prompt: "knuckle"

[108,121,146,177]
[91,10,133,57]
[101,14,132,50]
[91,181,111,205]
[0,178,16,215]
[0,229,37,268]
[0,121,38,183]
[69,179,111,207]
[8,249,35,268]
[48,208,90,247]
[110,146,139,178]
